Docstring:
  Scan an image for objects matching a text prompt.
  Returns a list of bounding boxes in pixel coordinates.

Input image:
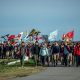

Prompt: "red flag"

[8,35,15,40]
[66,31,74,39]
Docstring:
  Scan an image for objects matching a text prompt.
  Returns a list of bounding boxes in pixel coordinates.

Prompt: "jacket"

[39,47,48,56]
[51,45,60,54]
[33,45,40,55]
[74,46,80,56]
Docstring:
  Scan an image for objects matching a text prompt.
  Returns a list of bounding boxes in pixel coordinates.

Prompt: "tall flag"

[66,30,74,39]
[48,30,58,41]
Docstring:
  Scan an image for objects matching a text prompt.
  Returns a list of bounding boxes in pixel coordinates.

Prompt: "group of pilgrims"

[0,41,80,67]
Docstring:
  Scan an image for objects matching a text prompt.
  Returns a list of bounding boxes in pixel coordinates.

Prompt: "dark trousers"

[46,56,50,66]
[20,55,25,67]
[0,52,2,58]
[76,55,80,67]
[2,52,6,59]
[40,56,46,66]
[63,54,68,66]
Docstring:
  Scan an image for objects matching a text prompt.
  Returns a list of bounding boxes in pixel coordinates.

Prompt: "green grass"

[0,59,46,80]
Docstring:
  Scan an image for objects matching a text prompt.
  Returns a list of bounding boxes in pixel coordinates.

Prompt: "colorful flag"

[48,30,58,41]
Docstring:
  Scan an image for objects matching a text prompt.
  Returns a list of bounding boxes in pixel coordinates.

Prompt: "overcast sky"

[0,0,80,40]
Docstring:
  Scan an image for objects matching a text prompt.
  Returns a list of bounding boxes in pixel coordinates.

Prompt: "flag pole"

[72,29,74,42]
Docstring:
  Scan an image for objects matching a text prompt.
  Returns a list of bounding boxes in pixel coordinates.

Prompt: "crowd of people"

[0,41,80,67]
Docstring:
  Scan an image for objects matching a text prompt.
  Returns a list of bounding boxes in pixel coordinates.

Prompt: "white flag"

[48,30,58,41]
[19,32,23,39]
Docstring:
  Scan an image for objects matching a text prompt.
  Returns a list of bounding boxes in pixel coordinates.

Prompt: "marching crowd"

[0,41,80,67]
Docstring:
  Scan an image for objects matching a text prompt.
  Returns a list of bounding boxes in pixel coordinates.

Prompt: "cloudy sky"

[0,0,80,40]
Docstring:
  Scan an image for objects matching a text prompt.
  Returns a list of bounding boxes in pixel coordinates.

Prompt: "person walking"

[74,42,80,67]
[67,44,73,66]
[20,42,26,67]
[32,41,40,66]
[63,43,69,66]
[60,43,64,65]
[39,43,48,66]
[51,42,60,67]
[3,42,7,59]
[47,43,52,66]
[0,44,3,59]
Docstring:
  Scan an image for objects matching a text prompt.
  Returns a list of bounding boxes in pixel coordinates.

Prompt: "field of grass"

[0,59,45,80]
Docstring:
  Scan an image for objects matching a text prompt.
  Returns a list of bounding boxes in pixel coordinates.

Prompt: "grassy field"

[0,59,45,80]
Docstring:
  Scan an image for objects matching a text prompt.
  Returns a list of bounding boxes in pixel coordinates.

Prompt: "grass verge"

[0,59,46,80]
